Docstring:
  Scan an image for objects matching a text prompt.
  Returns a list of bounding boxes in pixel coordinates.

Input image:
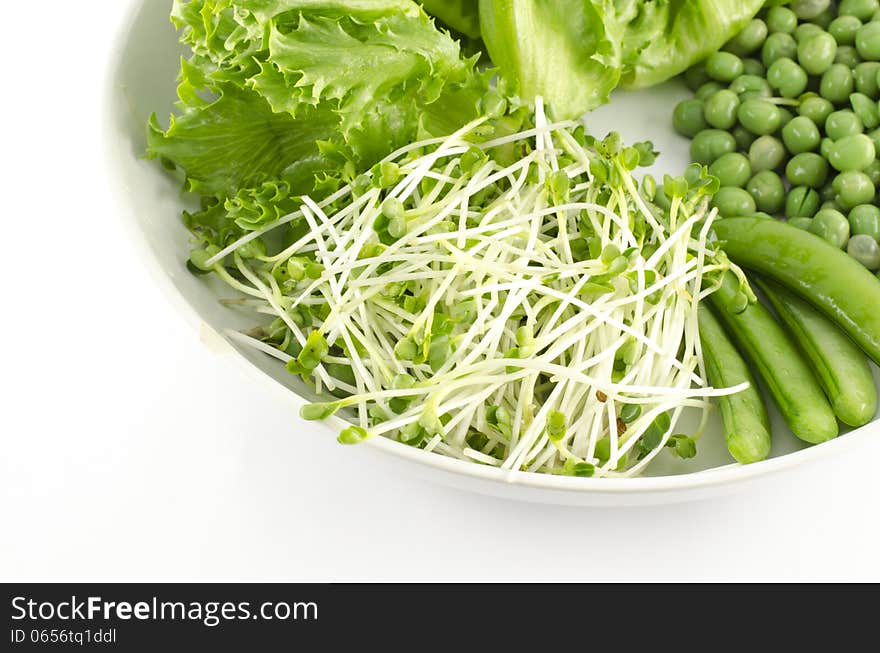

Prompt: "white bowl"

[105,0,880,505]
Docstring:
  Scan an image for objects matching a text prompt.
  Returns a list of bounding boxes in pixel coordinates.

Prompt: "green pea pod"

[756,277,878,427]
[708,271,838,444]
[713,217,880,365]
[698,304,772,464]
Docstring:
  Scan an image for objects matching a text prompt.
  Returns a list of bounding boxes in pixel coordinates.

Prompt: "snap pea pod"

[698,303,772,463]
[755,278,878,428]
[709,271,838,444]
[713,217,880,365]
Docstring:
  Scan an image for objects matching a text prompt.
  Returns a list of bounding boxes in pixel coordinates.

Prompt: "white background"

[3,1,880,582]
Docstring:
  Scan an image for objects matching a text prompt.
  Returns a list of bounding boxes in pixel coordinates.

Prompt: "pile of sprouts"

[193,99,746,478]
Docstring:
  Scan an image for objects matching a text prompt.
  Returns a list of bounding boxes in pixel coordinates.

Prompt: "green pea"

[857,22,880,60]
[826,109,864,140]
[849,203,880,239]
[829,15,863,45]
[746,170,786,213]
[788,218,813,231]
[695,81,724,100]
[866,126,880,153]
[795,24,825,43]
[864,158,880,184]
[706,51,744,82]
[835,45,864,67]
[786,152,830,188]
[848,233,880,269]
[691,129,737,165]
[732,125,758,151]
[782,116,821,154]
[673,99,707,137]
[749,135,787,171]
[828,133,877,171]
[798,95,835,124]
[852,92,880,128]
[767,57,809,98]
[821,199,845,212]
[840,0,880,21]
[821,137,835,159]
[820,181,838,202]
[821,64,855,104]
[789,217,815,230]
[703,90,740,129]
[785,186,821,218]
[834,170,877,208]
[730,74,771,97]
[814,8,836,29]
[711,187,757,217]
[798,32,838,75]
[684,64,710,91]
[762,32,798,67]
[709,152,752,188]
[854,62,880,97]
[767,6,798,34]
[738,99,783,134]
[742,58,766,77]
[810,208,852,248]
[726,19,768,57]
[778,106,795,129]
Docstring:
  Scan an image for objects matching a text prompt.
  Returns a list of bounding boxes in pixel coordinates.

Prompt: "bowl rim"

[104,0,880,497]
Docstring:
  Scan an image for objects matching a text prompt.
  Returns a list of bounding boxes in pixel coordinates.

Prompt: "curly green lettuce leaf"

[478,0,621,120]
[420,0,481,39]
[152,0,490,246]
[617,0,765,89]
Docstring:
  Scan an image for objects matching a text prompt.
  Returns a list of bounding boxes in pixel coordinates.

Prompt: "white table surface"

[3,2,880,583]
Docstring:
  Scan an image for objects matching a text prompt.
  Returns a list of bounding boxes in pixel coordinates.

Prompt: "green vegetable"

[713,216,880,366]
[848,233,880,268]
[149,0,489,248]
[709,152,751,188]
[757,278,877,427]
[673,99,708,137]
[810,208,852,248]
[749,135,786,172]
[420,0,481,39]
[849,203,880,239]
[782,116,821,154]
[821,63,855,103]
[478,0,764,119]
[708,272,838,444]
[698,303,771,464]
[746,170,785,213]
[826,110,863,140]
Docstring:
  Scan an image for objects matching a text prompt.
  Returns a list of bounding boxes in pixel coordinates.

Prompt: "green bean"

[712,216,880,366]
[757,277,877,427]
[708,270,838,444]
[697,303,771,464]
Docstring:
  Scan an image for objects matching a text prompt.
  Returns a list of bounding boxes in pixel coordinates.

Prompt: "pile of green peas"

[673,0,880,272]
